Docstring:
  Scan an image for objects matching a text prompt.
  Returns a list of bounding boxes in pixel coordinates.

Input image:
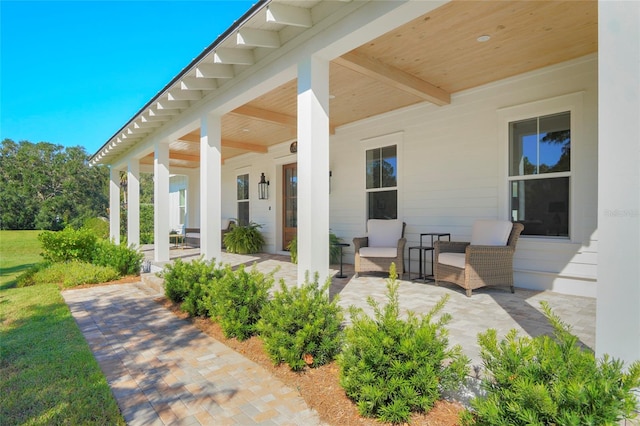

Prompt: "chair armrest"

[466,244,515,256]
[397,237,407,253]
[434,240,469,253]
[353,237,368,252]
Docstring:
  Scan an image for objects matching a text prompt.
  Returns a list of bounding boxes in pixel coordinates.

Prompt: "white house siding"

[218,55,598,298]
[169,175,188,232]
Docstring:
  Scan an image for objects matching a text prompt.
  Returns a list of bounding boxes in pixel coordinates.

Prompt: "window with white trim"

[509,111,571,237]
[237,173,249,226]
[366,145,397,219]
[178,188,186,226]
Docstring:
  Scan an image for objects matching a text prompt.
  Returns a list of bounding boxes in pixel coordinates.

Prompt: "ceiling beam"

[169,152,200,162]
[236,28,280,48]
[334,51,451,106]
[231,105,296,128]
[222,139,268,153]
[266,4,312,28]
[214,48,254,65]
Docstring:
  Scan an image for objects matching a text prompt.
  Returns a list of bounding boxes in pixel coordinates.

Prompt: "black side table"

[408,233,451,282]
[333,242,349,278]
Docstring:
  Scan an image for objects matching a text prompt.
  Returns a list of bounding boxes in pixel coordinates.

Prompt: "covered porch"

[92,0,639,365]
[141,245,596,372]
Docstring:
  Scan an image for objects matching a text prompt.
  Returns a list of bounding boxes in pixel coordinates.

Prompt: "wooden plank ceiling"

[146,0,597,168]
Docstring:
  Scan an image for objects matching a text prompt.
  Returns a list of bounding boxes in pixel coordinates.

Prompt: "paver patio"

[63,245,597,425]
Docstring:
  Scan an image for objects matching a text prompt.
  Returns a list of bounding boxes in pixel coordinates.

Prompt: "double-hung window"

[508,111,571,237]
[237,173,249,226]
[366,145,397,219]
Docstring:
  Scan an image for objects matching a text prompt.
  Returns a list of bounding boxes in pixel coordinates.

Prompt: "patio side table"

[408,246,433,282]
[333,242,349,279]
[420,232,451,282]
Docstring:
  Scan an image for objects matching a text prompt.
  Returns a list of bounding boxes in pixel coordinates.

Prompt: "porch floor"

[142,245,596,371]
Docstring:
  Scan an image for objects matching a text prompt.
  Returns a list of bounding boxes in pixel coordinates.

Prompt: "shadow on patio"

[141,245,596,372]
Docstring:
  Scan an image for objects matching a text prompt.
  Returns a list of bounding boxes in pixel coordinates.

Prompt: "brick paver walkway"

[62,283,322,426]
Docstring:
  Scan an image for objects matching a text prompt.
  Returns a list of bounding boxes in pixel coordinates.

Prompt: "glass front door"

[282,163,297,250]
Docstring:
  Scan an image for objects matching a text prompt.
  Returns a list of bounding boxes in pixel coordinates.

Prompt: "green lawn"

[0,230,43,290]
[0,230,125,425]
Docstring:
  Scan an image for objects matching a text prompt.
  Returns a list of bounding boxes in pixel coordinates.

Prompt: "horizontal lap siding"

[216,56,597,297]
[327,55,598,297]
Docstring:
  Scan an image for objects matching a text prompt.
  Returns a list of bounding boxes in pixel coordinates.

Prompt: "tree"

[0,139,108,230]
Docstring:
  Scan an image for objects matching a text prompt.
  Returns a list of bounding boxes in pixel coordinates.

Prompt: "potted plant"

[223,221,265,254]
[287,232,342,264]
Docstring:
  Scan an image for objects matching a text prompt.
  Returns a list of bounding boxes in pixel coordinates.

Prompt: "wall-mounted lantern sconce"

[258,172,270,200]
[329,171,332,194]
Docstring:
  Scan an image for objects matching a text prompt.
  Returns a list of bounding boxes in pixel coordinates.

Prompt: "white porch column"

[154,142,171,262]
[297,55,330,285]
[200,113,222,260]
[596,0,640,364]
[187,170,200,228]
[127,159,140,248]
[109,167,120,244]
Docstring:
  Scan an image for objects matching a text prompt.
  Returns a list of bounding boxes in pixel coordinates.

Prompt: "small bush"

[16,262,52,287]
[257,272,343,371]
[338,263,469,424]
[223,222,265,254]
[211,264,274,340]
[17,261,120,288]
[91,239,144,276]
[140,232,154,244]
[39,227,97,263]
[461,301,640,425]
[161,257,220,305]
[81,217,110,239]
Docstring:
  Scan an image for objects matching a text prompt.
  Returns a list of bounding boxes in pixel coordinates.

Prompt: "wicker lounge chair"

[434,220,524,297]
[353,219,406,278]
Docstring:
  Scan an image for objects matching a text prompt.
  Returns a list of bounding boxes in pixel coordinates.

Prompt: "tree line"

[0,139,108,230]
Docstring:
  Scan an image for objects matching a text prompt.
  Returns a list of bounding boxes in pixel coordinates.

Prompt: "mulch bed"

[157,297,464,426]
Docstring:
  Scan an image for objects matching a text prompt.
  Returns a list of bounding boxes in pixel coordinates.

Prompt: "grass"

[0,230,43,290]
[0,230,125,425]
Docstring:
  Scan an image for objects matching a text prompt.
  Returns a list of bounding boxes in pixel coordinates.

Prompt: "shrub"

[286,232,342,265]
[257,272,343,371]
[91,239,144,276]
[38,227,97,263]
[223,222,265,254]
[16,261,120,288]
[16,262,52,287]
[161,257,220,305]
[140,232,154,244]
[81,217,109,239]
[338,263,469,424]
[461,301,640,426]
[210,264,274,340]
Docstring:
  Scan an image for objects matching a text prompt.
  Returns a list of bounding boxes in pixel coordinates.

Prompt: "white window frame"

[236,172,250,226]
[498,92,584,242]
[361,131,404,221]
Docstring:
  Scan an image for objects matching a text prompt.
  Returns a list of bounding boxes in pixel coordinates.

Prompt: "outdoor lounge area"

[140,245,596,371]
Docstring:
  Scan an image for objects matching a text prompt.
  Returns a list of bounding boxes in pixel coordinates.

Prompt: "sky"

[1,0,256,155]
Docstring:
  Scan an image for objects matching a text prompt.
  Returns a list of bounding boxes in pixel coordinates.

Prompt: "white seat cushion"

[438,252,465,269]
[359,246,397,258]
[221,219,230,230]
[470,220,512,246]
[367,219,402,248]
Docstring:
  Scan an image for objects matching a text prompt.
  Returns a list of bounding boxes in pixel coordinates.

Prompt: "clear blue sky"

[1,1,255,155]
